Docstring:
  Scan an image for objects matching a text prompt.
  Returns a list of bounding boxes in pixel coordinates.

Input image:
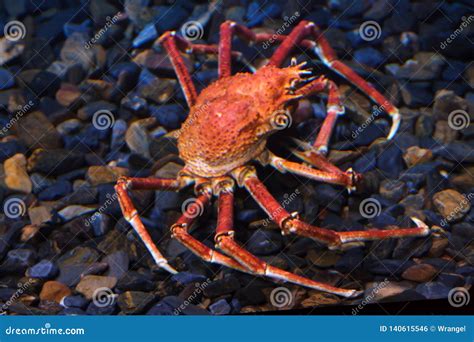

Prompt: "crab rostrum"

[116,21,432,298]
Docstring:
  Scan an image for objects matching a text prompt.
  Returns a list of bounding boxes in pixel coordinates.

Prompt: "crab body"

[178,65,303,177]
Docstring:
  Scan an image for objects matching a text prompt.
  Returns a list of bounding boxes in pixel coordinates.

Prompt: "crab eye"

[270,109,292,130]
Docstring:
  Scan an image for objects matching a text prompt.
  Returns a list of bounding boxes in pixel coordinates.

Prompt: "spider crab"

[116,21,432,298]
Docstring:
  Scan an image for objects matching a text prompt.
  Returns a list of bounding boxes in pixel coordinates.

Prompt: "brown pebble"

[39,281,71,303]
[401,264,438,282]
[403,146,433,167]
[432,189,471,222]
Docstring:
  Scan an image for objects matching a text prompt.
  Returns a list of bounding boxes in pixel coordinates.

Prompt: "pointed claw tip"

[410,217,429,232]
[343,289,363,298]
[387,112,401,140]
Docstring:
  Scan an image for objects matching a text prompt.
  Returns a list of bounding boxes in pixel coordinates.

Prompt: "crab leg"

[266,152,358,191]
[217,21,319,78]
[170,192,249,272]
[115,177,181,274]
[268,20,400,139]
[158,32,199,106]
[297,78,345,155]
[214,189,360,298]
[288,139,346,174]
[236,167,431,248]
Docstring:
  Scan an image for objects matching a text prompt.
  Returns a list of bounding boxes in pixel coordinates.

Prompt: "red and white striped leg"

[296,77,345,155]
[170,192,249,273]
[115,177,182,274]
[235,167,431,248]
[265,151,359,192]
[218,21,259,78]
[214,189,360,298]
[268,20,401,139]
[158,32,199,106]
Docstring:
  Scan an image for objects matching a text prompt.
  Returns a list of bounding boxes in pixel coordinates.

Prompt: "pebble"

[0,68,15,89]
[38,180,72,201]
[432,89,469,120]
[306,249,340,268]
[14,111,61,150]
[103,251,129,279]
[247,230,283,255]
[117,291,156,314]
[416,282,451,299]
[432,189,471,222]
[61,295,88,309]
[209,299,231,315]
[86,166,128,186]
[116,271,156,292]
[76,275,117,300]
[379,179,406,202]
[159,296,209,315]
[27,260,59,279]
[40,281,72,303]
[4,153,32,193]
[27,148,85,175]
[86,302,117,315]
[403,146,433,168]
[203,276,241,298]
[401,263,438,282]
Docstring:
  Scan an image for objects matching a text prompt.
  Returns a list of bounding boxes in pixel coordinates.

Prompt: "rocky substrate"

[0,0,472,315]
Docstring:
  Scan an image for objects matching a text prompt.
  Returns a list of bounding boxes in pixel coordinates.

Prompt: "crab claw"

[410,217,431,236]
[387,110,401,140]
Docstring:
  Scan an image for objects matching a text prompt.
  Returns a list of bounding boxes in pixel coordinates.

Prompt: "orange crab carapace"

[115,20,432,298]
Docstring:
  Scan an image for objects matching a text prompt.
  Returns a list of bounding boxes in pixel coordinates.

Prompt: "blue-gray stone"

[209,299,231,315]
